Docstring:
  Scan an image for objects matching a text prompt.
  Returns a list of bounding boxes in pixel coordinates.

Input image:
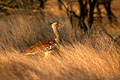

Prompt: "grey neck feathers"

[52,26,61,44]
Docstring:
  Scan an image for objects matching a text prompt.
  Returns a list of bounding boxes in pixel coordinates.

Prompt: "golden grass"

[0,9,120,80]
[0,43,120,80]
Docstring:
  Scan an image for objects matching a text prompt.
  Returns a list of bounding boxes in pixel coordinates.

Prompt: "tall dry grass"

[0,43,120,80]
[0,10,120,80]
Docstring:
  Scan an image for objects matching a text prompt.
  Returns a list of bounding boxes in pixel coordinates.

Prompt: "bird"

[21,22,63,57]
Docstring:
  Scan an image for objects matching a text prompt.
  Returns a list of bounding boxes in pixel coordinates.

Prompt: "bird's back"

[21,39,56,55]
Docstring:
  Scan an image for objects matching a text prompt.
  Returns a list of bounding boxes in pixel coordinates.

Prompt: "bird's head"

[49,22,63,29]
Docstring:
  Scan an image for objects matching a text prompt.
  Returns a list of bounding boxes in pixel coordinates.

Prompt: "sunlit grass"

[0,42,120,80]
[0,9,120,80]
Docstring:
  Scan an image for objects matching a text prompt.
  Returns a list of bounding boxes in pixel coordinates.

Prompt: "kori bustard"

[21,22,63,57]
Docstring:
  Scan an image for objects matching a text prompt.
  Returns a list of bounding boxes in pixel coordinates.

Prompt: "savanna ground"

[0,0,120,80]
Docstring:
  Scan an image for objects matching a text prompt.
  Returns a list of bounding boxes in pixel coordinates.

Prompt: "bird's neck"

[52,26,61,44]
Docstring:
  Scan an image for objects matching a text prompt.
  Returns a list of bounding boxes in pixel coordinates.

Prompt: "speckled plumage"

[21,22,62,56]
[21,39,57,55]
